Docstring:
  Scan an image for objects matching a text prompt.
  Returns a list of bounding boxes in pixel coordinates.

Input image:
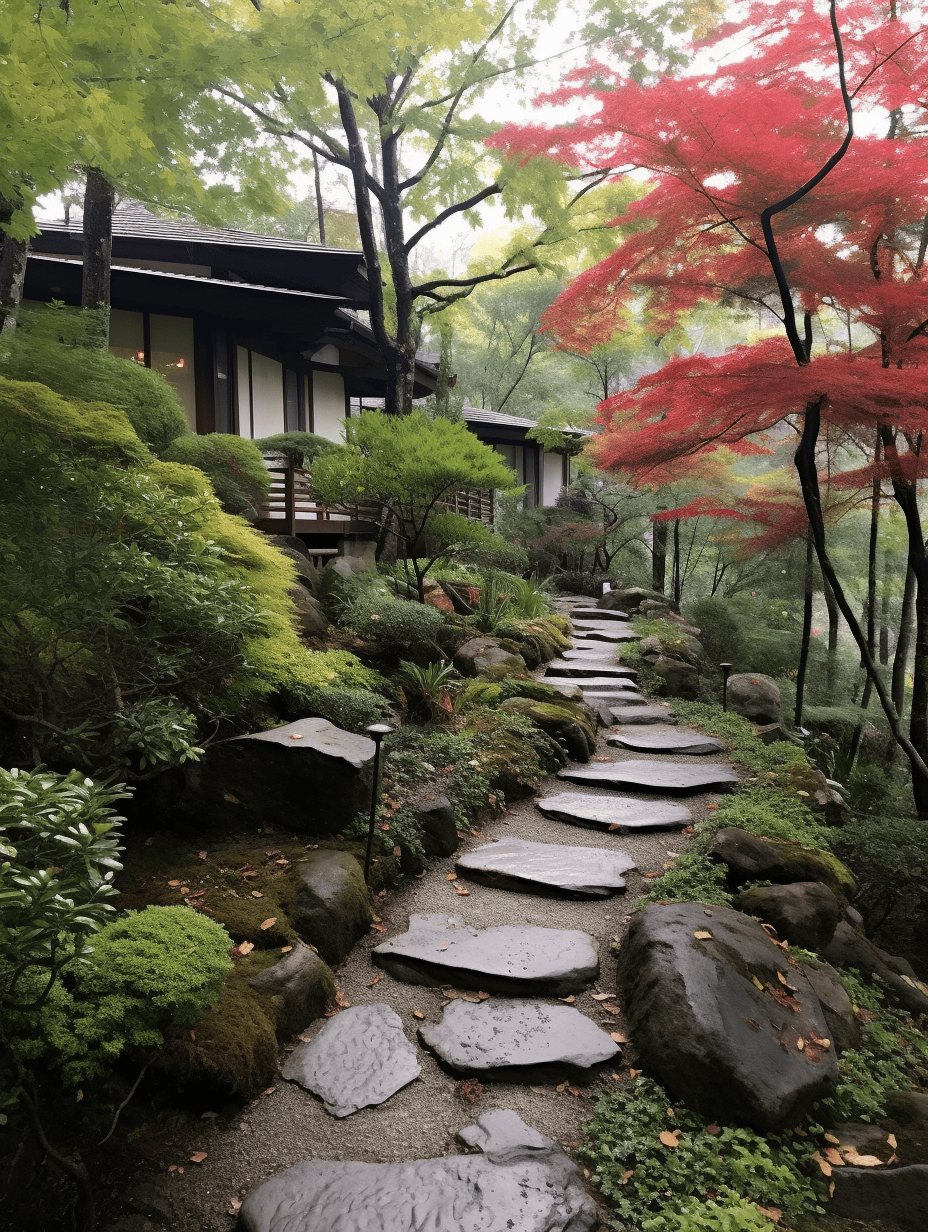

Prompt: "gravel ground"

[130,601,739,1231]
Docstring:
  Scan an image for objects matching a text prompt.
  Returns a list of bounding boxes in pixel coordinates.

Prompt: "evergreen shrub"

[253,430,340,467]
[162,432,271,517]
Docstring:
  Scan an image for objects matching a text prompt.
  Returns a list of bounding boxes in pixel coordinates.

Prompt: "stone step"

[419,997,621,1080]
[238,1110,596,1232]
[558,759,739,795]
[562,676,640,691]
[536,791,692,832]
[570,607,630,622]
[373,914,599,996]
[607,727,727,756]
[562,647,625,660]
[571,626,638,643]
[455,836,635,898]
[544,661,636,679]
[537,679,585,699]
[281,1004,420,1118]
[607,704,678,725]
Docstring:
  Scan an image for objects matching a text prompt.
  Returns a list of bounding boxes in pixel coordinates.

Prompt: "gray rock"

[570,623,638,643]
[455,836,635,898]
[372,913,599,996]
[710,828,856,902]
[616,903,839,1131]
[559,759,738,795]
[411,794,460,857]
[755,722,794,745]
[289,585,328,638]
[290,850,373,966]
[844,905,865,931]
[165,717,376,834]
[885,1089,928,1129]
[582,690,648,705]
[823,921,928,1019]
[799,961,862,1053]
[537,678,585,700]
[238,1109,597,1232]
[734,882,841,951]
[281,1004,420,1117]
[248,941,337,1037]
[419,997,620,1079]
[607,726,725,755]
[571,606,630,622]
[544,661,636,678]
[727,673,781,725]
[275,545,321,590]
[649,656,700,700]
[123,1180,175,1225]
[639,633,704,665]
[608,704,679,725]
[317,553,375,613]
[829,1164,928,1231]
[599,587,674,613]
[537,791,692,832]
[454,637,526,677]
[562,677,640,691]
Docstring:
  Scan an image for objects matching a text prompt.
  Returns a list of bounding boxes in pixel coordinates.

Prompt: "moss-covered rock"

[498,697,596,762]
[456,675,586,711]
[710,826,857,904]
[248,940,338,1037]
[282,850,373,966]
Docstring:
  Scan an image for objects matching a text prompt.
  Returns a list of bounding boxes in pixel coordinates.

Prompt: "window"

[108,310,196,429]
[109,309,145,366]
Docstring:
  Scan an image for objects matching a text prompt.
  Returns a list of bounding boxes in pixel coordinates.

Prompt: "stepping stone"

[562,647,622,659]
[566,677,640,691]
[608,703,677,724]
[537,678,584,699]
[571,607,630,622]
[373,914,599,996]
[419,997,621,1079]
[573,626,638,643]
[558,759,738,795]
[583,690,647,705]
[537,791,692,832]
[608,727,726,755]
[238,1109,597,1232]
[455,836,635,898]
[281,1004,420,1117]
[544,661,636,679]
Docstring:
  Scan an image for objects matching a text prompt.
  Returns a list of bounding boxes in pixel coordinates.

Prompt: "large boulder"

[317,553,374,614]
[289,585,328,638]
[248,941,337,1038]
[409,793,460,858]
[727,673,781,725]
[599,587,677,613]
[498,696,596,761]
[798,960,862,1054]
[639,632,704,666]
[823,921,928,1019]
[166,717,376,835]
[710,827,856,903]
[288,850,373,966]
[649,655,701,700]
[275,545,321,593]
[829,1165,928,1231]
[734,882,842,951]
[616,902,839,1132]
[454,637,526,677]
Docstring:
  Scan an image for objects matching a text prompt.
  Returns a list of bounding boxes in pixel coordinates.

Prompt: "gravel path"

[155,599,738,1230]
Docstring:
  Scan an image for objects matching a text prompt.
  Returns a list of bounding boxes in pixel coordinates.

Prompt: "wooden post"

[284,465,296,535]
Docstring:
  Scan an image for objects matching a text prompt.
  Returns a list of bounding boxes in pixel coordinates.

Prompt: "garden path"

[166,597,741,1230]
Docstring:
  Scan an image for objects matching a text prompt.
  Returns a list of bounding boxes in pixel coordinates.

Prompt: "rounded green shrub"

[345,588,446,654]
[163,432,271,517]
[253,430,341,467]
[0,303,187,453]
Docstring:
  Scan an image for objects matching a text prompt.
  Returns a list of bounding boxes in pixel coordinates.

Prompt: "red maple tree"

[494,0,928,809]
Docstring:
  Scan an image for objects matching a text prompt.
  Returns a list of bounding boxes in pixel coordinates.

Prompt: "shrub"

[253,430,341,468]
[162,432,271,517]
[0,302,187,453]
[300,685,393,733]
[831,812,928,941]
[344,586,446,656]
[684,596,747,672]
[0,768,126,1011]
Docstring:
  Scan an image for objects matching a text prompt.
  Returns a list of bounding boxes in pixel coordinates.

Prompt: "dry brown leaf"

[556,1082,568,1092]
[844,1153,884,1168]
[659,1130,680,1148]
[755,1205,782,1223]
[559,995,576,1004]
[693,931,712,940]
[592,992,611,1000]
[251,890,264,898]
[263,1087,276,1096]
[823,1148,844,1167]
[189,1151,207,1164]
[812,1152,832,1177]
[642,871,663,880]
[705,1125,721,1136]
[198,851,207,860]
[392,846,402,857]
[828,1181,835,1198]
[280,945,292,953]
[608,823,621,832]
[167,879,182,887]
[412,1010,425,1020]
[260,917,277,930]
[887,1133,897,1149]
[610,1032,627,1044]
[288,734,304,740]
[477,991,490,1000]
[629,1068,641,1078]
[369,922,386,933]
[620,1169,634,1185]
[334,989,350,1008]
[454,885,471,896]
[368,973,382,986]
[446,872,458,881]
[228,1199,242,1215]
[595,756,612,762]
[823,1133,841,1145]
[568,1086,580,1097]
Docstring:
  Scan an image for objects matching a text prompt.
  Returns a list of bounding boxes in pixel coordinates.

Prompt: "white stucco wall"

[312,369,346,442]
[250,352,285,438]
[541,449,565,507]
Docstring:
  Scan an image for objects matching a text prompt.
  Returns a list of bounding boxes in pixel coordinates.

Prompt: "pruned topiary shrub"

[162,432,271,518]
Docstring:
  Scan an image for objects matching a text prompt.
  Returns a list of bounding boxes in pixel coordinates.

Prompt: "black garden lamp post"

[363,723,394,884]
[720,663,733,712]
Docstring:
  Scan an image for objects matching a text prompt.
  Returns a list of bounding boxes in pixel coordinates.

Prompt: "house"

[24,204,579,534]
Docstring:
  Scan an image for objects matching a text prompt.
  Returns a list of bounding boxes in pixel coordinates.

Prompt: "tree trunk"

[0,233,29,335]
[312,151,327,246]
[652,513,667,594]
[892,565,915,714]
[81,168,115,314]
[846,454,882,770]
[672,518,681,605]
[824,575,839,695]
[879,546,892,664]
[794,529,814,727]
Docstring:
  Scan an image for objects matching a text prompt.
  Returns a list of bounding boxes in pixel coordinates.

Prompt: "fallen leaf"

[251,890,264,898]
[446,872,458,880]
[167,879,182,887]
[608,823,621,832]
[823,1148,844,1167]
[844,1152,885,1168]
[828,1181,835,1198]
[454,884,471,896]
[812,1152,832,1177]
[334,989,350,1008]
[693,930,712,940]
[620,1169,634,1185]
[186,889,207,899]
[568,1086,580,1097]
[263,1087,276,1096]
[288,734,304,740]
[776,971,796,990]
[610,1032,627,1044]
[796,1037,805,1051]
[824,1133,841,1145]
[460,992,482,1003]
[379,823,390,832]
[743,1018,761,1032]
[629,1068,641,1078]
[642,871,663,879]
[176,1166,184,1174]
[198,851,207,860]
[659,1130,681,1148]
[179,886,190,895]
[751,975,765,991]
[189,1151,207,1164]
[368,973,382,986]
[477,991,490,1000]
[280,945,293,953]
[592,992,611,1001]
[412,1010,425,1020]
[705,1125,721,1136]
[556,1082,568,1092]
[887,1133,897,1149]
[228,1199,242,1215]
[755,1205,782,1223]
[392,846,402,857]
[595,756,612,762]
[559,995,576,1004]
[145,837,154,846]
[369,922,386,933]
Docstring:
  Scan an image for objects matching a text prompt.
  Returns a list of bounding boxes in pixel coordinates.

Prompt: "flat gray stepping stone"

[563,647,622,659]
[455,836,635,898]
[573,627,638,643]
[419,997,621,1079]
[537,678,584,699]
[537,791,692,831]
[583,690,647,705]
[238,1109,597,1232]
[571,607,630,621]
[608,727,726,755]
[545,661,636,679]
[281,1004,420,1117]
[373,914,599,996]
[567,676,640,691]
[609,704,677,724]
[558,759,738,795]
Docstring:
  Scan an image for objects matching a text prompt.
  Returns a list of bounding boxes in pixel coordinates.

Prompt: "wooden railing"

[255,464,495,536]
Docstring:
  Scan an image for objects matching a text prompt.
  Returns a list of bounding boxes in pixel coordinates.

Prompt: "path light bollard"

[363,723,395,884]
[720,663,733,712]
